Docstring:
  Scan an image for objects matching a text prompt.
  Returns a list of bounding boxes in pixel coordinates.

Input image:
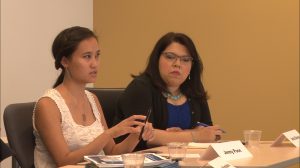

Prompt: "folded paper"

[271,129,299,147]
[200,140,253,161]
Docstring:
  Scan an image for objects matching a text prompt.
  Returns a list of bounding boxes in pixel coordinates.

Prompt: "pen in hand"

[196,122,226,133]
[138,108,152,140]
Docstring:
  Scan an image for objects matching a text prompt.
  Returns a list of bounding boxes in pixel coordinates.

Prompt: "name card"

[209,157,236,168]
[201,140,253,161]
[271,129,300,147]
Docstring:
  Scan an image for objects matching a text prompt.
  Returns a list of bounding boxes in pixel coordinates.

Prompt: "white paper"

[84,153,171,167]
[201,140,253,161]
[271,129,300,147]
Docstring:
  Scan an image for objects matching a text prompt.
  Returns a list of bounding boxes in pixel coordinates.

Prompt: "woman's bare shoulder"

[35,97,60,115]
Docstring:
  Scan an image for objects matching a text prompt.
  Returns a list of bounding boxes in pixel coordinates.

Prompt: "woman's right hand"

[191,125,223,142]
[105,115,146,138]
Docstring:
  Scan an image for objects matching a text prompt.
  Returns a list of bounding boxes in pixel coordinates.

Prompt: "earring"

[188,74,191,80]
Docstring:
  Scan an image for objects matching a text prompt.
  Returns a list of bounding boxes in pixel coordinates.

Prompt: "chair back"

[88,88,124,128]
[3,102,35,168]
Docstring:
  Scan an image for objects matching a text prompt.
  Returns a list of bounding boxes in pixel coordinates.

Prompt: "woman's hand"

[105,115,146,138]
[191,125,223,142]
[140,122,154,141]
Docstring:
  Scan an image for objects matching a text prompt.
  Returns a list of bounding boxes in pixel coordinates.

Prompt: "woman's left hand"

[141,122,155,141]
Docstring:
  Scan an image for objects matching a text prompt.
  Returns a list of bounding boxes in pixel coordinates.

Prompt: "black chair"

[3,102,35,168]
[88,88,124,128]
[1,138,12,162]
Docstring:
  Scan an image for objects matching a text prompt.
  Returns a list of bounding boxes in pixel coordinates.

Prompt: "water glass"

[243,130,262,147]
[167,142,187,161]
[122,153,145,168]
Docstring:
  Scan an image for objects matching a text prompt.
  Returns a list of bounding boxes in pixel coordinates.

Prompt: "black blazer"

[115,74,213,150]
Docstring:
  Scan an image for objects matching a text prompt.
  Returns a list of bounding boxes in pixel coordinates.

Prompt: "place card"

[271,129,300,147]
[200,140,253,161]
[209,157,236,168]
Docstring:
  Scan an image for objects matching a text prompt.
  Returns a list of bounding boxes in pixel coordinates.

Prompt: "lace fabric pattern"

[33,89,105,168]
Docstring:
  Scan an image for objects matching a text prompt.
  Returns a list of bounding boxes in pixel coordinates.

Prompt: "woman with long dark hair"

[116,32,223,150]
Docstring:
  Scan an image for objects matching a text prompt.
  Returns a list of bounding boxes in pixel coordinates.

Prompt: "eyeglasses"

[162,52,193,65]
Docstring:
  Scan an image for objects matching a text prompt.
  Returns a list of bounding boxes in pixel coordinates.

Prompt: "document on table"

[84,153,171,167]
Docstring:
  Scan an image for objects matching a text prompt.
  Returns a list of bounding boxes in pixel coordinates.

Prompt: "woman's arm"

[34,98,112,166]
[113,121,154,154]
[148,129,193,146]
[148,125,222,146]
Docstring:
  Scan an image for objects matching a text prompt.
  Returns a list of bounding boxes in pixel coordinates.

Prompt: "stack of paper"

[84,153,172,167]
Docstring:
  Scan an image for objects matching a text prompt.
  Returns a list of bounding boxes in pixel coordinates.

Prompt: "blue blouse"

[167,101,191,129]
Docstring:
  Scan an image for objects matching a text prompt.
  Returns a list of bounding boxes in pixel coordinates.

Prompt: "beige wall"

[94,0,299,142]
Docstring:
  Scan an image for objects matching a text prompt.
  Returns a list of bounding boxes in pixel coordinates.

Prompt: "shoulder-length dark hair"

[52,26,97,88]
[141,32,207,101]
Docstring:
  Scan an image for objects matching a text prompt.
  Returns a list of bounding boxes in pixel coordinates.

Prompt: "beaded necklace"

[162,92,183,100]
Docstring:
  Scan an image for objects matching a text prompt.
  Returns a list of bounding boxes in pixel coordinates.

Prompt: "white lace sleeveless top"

[33,89,105,168]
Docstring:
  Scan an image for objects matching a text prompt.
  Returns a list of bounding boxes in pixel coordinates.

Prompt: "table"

[61,141,299,168]
[153,141,299,168]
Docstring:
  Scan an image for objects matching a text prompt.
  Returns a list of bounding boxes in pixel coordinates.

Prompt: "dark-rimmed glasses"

[162,52,193,65]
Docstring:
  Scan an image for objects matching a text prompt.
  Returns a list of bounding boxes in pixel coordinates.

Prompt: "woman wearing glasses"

[115,32,223,150]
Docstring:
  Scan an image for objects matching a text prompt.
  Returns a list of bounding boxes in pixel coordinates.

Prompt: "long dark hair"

[52,26,97,88]
[141,32,207,101]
